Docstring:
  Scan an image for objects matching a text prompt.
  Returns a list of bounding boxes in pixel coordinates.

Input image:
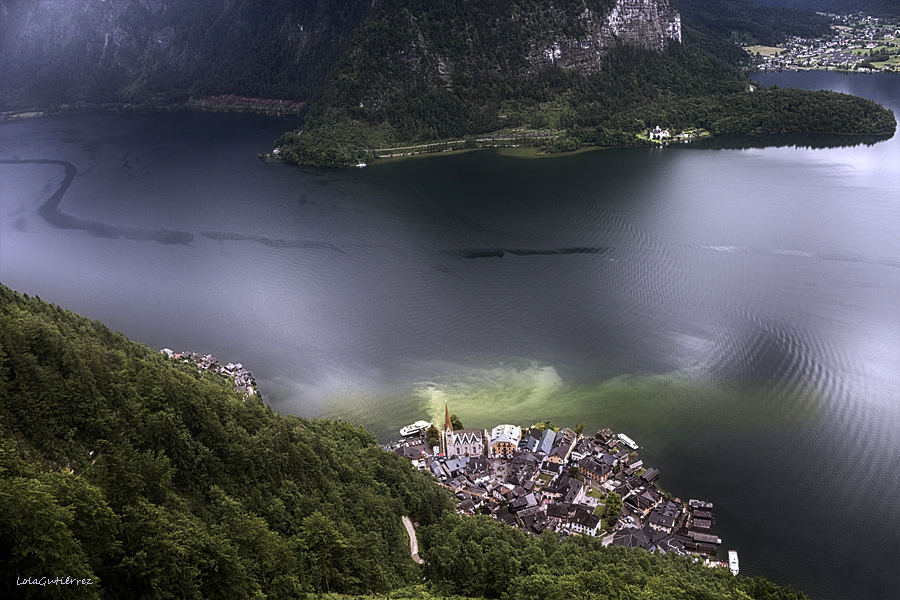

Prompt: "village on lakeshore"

[744,13,900,73]
[387,402,737,574]
[160,348,257,397]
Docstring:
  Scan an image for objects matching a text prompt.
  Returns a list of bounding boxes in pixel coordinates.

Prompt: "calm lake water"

[1,71,898,599]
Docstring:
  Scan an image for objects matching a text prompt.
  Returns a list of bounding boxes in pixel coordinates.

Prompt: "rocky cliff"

[311,0,685,115]
[536,0,682,72]
[0,0,682,110]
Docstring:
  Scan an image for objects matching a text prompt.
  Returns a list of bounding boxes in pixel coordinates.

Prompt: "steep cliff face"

[536,0,682,72]
[315,0,684,114]
[0,0,681,110]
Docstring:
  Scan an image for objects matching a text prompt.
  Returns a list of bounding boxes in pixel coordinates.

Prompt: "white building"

[489,424,522,458]
[445,430,486,457]
[649,125,670,140]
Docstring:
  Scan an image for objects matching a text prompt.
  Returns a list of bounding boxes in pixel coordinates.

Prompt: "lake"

[1,71,898,599]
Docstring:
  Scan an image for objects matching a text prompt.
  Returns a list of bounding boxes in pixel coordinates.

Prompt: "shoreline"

[386,420,731,564]
[1,95,306,122]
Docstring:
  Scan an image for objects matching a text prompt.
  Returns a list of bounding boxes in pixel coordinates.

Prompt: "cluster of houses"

[160,349,257,396]
[746,14,899,72]
[388,402,724,559]
[647,126,705,143]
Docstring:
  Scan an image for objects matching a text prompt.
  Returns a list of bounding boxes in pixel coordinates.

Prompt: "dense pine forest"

[0,284,452,598]
[675,0,833,47]
[748,0,899,18]
[0,284,814,598]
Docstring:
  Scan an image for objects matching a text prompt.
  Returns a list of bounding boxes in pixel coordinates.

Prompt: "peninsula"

[270,0,896,167]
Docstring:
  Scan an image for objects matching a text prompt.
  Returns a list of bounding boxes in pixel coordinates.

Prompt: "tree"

[573,422,585,435]
[426,424,441,449]
[299,511,349,593]
[605,492,623,524]
[0,475,97,599]
[450,414,464,430]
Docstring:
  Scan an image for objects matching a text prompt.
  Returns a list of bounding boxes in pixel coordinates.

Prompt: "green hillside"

[747,0,899,19]
[675,0,833,47]
[0,283,812,599]
[0,284,452,598]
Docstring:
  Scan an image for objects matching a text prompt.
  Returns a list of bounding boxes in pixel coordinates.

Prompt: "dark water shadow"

[199,231,345,253]
[458,246,610,259]
[0,158,193,245]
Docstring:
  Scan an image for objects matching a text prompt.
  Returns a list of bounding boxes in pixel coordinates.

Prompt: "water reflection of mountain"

[684,132,892,150]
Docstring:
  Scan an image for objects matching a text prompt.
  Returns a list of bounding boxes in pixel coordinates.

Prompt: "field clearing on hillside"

[747,45,783,56]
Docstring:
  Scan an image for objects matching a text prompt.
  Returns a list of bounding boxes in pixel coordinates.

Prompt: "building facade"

[489,424,522,458]
[445,429,486,457]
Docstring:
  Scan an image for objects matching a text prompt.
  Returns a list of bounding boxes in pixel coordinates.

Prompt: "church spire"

[444,400,453,433]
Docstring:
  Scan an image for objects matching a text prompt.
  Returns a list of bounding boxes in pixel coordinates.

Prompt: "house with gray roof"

[568,508,602,536]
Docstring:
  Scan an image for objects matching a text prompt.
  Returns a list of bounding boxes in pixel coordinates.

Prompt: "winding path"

[401,516,423,564]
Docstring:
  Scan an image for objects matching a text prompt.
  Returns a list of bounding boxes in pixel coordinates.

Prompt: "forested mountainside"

[747,0,899,18]
[273,0,895,167]
[0,0,370,109]
[675,0,833,47]
[0,284,453,598]
[0,0,863,112]
[0,283,812,599]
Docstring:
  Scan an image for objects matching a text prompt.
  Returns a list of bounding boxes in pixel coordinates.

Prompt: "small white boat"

[728,550,739,575]
[617,433,639,450]
[356,163,367,167]
[400,420,432,437]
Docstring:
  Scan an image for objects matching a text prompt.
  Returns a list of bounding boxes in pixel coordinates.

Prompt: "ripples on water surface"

[1,72,899,599]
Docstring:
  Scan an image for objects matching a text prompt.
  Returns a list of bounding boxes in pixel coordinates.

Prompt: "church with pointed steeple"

[441,400,486,457]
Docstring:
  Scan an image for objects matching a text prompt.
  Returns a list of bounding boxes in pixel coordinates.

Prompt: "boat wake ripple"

[700,245,899,269]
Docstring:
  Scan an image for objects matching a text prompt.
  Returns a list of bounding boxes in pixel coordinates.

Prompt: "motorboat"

[729,550,739,575]
[400,420,432,437]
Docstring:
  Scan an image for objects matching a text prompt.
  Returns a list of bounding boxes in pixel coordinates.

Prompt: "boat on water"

[617,433,639,450]
[400,420,432,437]
[728,550,739,576]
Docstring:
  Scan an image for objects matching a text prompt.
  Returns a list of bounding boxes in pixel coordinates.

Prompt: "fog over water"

[1,72,898,599]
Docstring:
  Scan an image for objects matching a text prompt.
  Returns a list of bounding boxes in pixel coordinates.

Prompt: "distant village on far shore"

[387,402,734,570]
[745,12,900,73]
